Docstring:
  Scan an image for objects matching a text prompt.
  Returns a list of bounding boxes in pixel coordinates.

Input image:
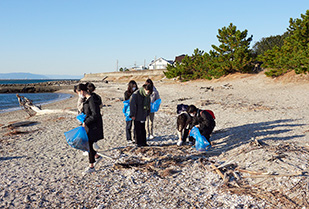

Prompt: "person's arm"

[130,94,137,120]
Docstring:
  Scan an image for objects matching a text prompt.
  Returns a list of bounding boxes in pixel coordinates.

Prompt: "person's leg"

[87,139,96,171]
[134,120,142,145]
[140,121,147,146]
[149,113,155,137]
[126,120,132,141]
[133,122,137,143]
[145,115,150,138]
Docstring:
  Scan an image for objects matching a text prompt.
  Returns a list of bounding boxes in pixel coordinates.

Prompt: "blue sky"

[0,1,308,77]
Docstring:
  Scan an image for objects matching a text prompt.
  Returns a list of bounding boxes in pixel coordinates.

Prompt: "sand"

[0,71,309,208]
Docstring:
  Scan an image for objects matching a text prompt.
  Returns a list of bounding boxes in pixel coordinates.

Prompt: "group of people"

[124,79,160,147]
[73,79,160,174]
[73,79,215,174]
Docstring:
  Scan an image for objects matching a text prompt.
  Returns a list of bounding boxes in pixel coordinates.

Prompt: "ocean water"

[0,93,72,113]
[0,79,76,113]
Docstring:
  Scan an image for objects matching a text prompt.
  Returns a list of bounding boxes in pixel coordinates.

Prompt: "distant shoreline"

[0,79,80,93]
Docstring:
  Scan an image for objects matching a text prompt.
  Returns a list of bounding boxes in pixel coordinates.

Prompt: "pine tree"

[211,23,253,74]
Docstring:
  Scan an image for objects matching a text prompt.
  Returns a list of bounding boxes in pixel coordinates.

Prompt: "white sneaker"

[149,135,154,140]
[83,151,88,156]
[93,142,100,150]
[94,155,102,165]
[82,167,95,175]
[177,140,184,146]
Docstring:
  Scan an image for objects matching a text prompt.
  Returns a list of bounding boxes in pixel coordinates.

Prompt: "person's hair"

[187,105,197,114]
[86,82,96,93]
[73,85,78,93]
[127,80,138,93]
[145,78,153,86]
[76,83,88,92]
[143,83,153,94]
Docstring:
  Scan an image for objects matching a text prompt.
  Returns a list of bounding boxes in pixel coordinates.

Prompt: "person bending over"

[187,105,216,145]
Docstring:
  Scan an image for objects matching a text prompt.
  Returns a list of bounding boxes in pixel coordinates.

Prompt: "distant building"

[174,54,186,63]
[148,57,173,70]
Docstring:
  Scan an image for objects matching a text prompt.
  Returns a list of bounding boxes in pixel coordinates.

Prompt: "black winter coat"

[129,90,150,122]
[82,95,104,142]
[191,109,216,140]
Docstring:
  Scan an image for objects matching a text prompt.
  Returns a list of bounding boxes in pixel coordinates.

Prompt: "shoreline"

[0,92,74,114]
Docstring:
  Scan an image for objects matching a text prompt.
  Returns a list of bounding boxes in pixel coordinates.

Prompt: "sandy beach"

[1,71,309,208]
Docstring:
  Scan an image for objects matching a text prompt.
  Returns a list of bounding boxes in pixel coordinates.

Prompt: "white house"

[148,57,173,70]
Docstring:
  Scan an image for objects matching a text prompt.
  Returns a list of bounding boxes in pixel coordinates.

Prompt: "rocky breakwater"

[0,80,80,93]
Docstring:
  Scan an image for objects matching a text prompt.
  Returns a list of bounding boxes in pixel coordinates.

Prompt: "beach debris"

[16,94,76,116]
[171,97,192,102]
[200,86,214,92]
[221,83,233,89]
[16,94,40,116]
[2,121,38,129]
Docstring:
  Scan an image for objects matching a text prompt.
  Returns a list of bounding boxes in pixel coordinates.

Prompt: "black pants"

[134,121,147,146]
[88,138,97,164]
[126,120,136,141]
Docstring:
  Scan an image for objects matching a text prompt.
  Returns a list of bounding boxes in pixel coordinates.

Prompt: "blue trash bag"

[64,126,90,152]
[151,99,161,113]
[122,100,132,121]
[76,113,86,123]
[189,126,211,151]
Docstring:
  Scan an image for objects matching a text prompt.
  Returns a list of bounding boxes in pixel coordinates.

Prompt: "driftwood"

[16,94,76,116]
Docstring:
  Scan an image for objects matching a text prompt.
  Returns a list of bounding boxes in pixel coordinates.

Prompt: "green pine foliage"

[164,23,254,80]
[259,10,309,76]
[252,32,289,57]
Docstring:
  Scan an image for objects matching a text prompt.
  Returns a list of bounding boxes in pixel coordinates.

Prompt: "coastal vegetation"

[164,9,309,80]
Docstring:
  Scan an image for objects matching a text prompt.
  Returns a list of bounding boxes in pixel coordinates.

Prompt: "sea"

[0,79,76,113]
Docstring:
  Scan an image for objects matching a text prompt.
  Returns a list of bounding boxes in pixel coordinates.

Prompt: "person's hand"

[131,117,135,120]
[82,122,86,127]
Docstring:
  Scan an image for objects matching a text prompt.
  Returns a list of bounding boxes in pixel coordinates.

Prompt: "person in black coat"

[76,84,103,174]
[130,83,152,147]
[187,105,216,144]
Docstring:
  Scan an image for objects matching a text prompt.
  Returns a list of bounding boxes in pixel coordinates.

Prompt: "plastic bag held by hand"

[151,98,161,113]
[189,126,211,151]
[76,113,86,123]
[64,126,90,152]
[122,100,132,121]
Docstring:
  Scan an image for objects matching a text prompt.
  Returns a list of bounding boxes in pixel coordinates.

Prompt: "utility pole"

[116,60,118,72]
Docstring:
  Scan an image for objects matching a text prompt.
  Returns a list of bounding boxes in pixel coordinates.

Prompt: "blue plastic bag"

[76,113,86,123]
[64,126,90,152]
[122,100,132,121]
[151,98,161,113]
[189,126,211,151]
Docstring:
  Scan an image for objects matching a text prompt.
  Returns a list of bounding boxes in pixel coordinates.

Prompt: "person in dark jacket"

[187,105,216,145]
[124,80,138,144]
[76,84,104,174]
[130,83,152,147]
[86,82,103,150]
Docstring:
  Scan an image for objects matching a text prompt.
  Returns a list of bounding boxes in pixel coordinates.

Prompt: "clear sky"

[0,1,308,76]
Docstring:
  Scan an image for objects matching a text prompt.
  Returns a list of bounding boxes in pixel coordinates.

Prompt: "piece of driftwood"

[16,94,76,116]
[210,164,225,179]
[2,121,38,129]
